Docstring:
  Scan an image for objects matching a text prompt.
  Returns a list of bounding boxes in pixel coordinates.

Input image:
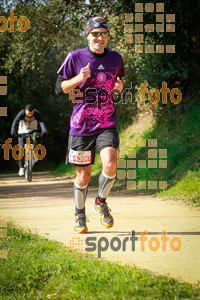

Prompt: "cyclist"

[11,104,47,176]
[55,17,125,233]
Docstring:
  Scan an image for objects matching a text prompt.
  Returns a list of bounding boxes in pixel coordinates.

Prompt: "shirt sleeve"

[57,52,76,80]
[55,75,65,95]
[116,55,125,79]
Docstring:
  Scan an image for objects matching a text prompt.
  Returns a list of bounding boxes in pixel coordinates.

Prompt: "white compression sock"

[98,170,116,199]
[73,181,88,209]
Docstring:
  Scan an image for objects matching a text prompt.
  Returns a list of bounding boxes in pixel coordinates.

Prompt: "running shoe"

[92,201,114,228]
[73,213,88,233]
[18,168,25,176]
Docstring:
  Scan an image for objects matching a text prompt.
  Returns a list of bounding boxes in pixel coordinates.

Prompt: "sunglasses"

[90,31,109,38]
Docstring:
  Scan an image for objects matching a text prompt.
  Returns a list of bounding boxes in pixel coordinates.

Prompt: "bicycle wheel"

[24,149,32,182]
[28,149,33,182]
[24,156,29,181]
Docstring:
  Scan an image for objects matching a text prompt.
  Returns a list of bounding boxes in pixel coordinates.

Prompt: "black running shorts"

[66,127,119,166]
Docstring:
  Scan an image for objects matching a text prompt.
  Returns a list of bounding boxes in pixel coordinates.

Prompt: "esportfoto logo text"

[69,230,182,258]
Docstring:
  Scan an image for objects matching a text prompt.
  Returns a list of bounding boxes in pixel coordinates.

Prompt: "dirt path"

[0,172,200,285]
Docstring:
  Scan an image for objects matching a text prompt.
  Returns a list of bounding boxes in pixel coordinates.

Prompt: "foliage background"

[0,0,199,179]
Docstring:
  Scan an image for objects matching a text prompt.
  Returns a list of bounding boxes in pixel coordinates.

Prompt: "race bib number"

[69,149,91,165]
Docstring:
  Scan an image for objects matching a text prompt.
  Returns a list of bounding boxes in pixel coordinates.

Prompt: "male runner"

[11,104,47,176]
[55,17,125,233]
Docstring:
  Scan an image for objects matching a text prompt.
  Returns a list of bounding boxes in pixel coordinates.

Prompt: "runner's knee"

[76,166,92,186]
[103,159,117,176]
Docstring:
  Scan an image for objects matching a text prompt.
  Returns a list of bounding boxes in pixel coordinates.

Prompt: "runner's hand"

[78,63,91,82]
[36,133,41,139]
[114,77,123,93]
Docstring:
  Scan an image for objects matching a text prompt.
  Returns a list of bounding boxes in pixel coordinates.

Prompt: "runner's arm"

[55,74,83,95]
[55,75,65,95]
[60,75,85,94]
[55,62,91,95]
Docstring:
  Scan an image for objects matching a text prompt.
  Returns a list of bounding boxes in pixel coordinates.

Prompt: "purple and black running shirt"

[57,47,125,136]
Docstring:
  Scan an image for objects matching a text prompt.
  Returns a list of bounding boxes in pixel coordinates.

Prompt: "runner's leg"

[73,164,92,233]
[95,128,119,202]
[74,164,92,211]
[98,146,117,198]
[92,147,118,228]
[66,134,95,232]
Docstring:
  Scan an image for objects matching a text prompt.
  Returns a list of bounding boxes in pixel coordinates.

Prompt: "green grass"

[138,106,200,205]
[0,170,18,175]
[0,223,200,299]
[54,162,76,178]
[159,168,200,206]
[116,105,200,205]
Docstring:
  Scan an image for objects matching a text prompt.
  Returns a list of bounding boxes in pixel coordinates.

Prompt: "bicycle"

[18,131,40,182]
